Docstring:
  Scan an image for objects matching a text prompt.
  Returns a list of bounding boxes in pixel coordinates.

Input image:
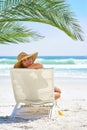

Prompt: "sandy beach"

[0,77,87,130]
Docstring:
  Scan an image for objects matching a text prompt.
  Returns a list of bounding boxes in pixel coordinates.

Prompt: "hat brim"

[14,52,38,68]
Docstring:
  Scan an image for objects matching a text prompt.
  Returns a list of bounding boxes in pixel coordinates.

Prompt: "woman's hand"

[54,87,61,100]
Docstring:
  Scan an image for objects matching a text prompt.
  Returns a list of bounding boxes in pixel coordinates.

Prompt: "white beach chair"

[10,68,54,119]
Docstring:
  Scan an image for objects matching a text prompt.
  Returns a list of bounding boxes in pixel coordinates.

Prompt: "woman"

[14,52,61,100]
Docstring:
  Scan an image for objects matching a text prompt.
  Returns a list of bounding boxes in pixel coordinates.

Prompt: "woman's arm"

[28,63,43,69]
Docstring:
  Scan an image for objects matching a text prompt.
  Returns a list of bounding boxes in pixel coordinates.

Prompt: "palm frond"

[0,0,84,41]
[0,22,43,44]
[0,0,20,11]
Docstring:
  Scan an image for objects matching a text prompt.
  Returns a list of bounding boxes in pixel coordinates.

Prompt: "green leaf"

[0,22,43,44]
[0,0,84,44]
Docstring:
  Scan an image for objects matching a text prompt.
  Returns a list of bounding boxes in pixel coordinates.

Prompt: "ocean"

[0,56,87,79]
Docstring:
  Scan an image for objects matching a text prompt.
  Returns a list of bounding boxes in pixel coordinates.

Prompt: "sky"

[0,0,87,56]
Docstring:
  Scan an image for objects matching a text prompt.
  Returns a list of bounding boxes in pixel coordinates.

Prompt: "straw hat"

[14,52,38,68]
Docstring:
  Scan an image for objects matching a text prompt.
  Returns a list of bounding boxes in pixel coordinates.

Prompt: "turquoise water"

[0,56,87,79]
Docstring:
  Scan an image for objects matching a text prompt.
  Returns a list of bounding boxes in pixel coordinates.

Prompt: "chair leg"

[49,100,59,120]
[49,107,53,119]
[10,104,18,118]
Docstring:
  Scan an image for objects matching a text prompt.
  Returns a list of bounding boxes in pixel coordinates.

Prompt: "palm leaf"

[0,22,43,44]
[0,0,43,44]
[0,0,84,43]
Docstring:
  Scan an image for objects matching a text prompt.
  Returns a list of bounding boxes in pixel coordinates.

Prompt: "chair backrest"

[10,68,54,106]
